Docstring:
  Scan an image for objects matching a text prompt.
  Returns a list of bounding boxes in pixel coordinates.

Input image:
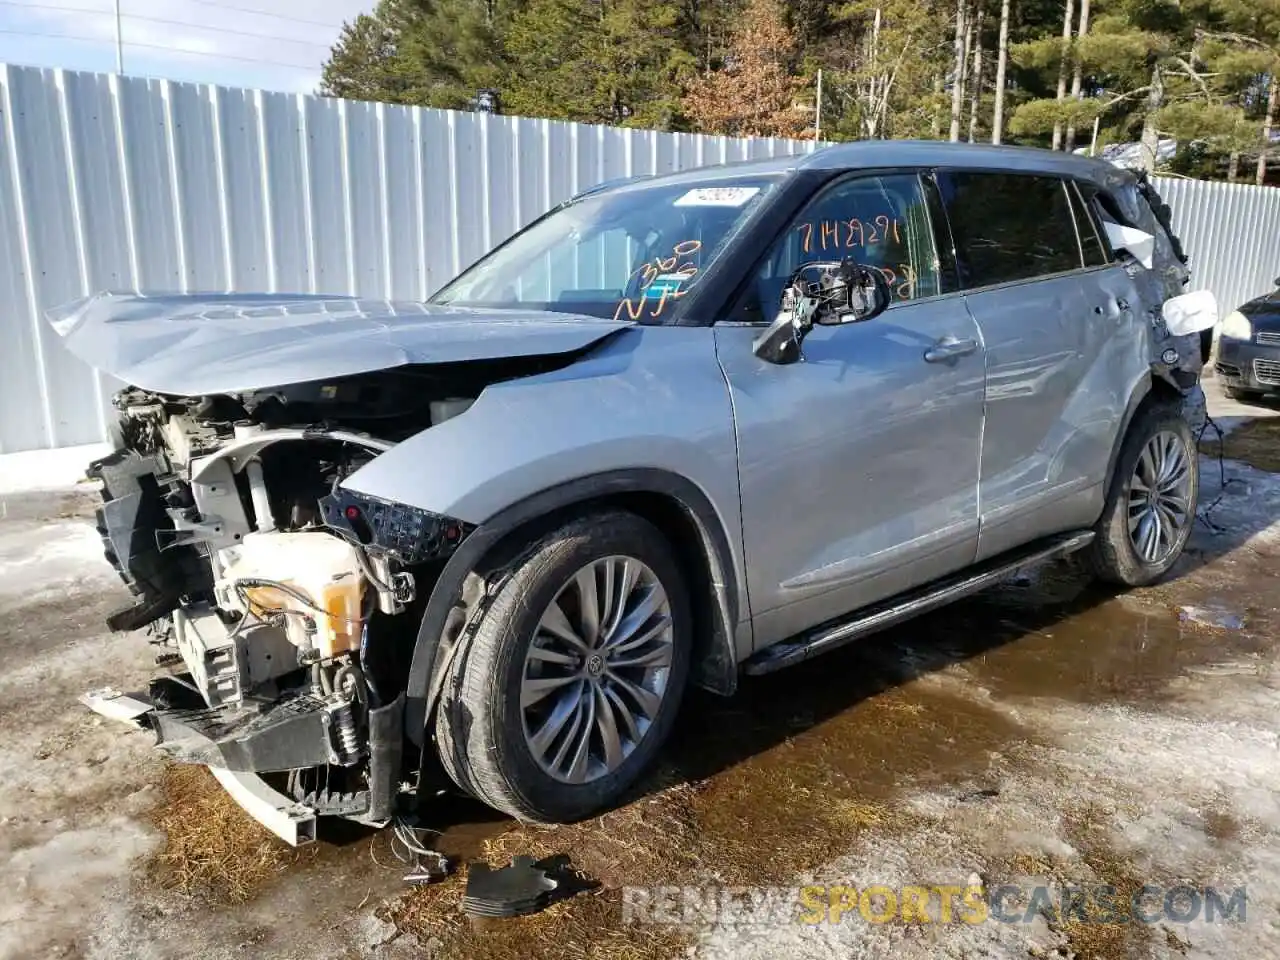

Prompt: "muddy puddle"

[26,428,1276,960]
[377,545,1280,959]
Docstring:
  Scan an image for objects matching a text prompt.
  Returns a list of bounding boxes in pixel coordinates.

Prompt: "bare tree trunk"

[968,3,984,142]
[1259,74,1278,186]
[1139,63,1164,174]
[1052,0,1075,150]
[1064,0,1091,151]
[991,0,1010,144]
[932,73,943,138]
[867,6,883,138]
[949,0,968,141]
[1228,151,1240,182]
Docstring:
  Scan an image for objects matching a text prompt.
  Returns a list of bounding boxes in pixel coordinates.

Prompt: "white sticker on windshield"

[673,186,761,207]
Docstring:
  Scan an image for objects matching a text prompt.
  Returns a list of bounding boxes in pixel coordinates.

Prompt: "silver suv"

[57,141,1209,838]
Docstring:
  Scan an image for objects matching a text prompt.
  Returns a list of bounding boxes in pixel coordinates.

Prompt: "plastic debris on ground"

[1177,605,1245,631]
[462,854,596,919]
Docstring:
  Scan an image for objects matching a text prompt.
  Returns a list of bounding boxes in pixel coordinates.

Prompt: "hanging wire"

[1194,411,1230,533]
[0,0,342,31]
[388,816,449,883]
[0,25,323,70]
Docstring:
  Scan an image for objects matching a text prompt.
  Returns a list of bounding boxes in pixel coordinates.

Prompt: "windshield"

[430,176,782,321]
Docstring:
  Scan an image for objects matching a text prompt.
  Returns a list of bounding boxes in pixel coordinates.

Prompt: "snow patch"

[0,520,115,601]
[0,443,109,496]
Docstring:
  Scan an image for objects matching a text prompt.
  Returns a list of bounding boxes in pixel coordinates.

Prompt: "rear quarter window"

[1066,181,1110,267]
[936,172,1085,288]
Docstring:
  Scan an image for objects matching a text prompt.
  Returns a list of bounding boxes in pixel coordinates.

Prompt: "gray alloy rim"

[1128,429,1193,565]
[520,555,675,785]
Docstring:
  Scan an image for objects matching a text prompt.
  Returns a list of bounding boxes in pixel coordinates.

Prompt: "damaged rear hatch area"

[51,291,632,843]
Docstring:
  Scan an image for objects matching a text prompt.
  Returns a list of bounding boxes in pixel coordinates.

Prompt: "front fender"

[341,327,739,527]
[338,327,748,741]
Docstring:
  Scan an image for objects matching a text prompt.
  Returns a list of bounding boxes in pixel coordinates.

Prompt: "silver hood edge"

[46,291,635,396]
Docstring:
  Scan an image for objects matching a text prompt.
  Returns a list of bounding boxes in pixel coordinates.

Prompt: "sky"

[0,0,375,94]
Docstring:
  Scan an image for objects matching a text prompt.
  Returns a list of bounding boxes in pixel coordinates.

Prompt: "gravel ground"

[1,379,1278,960]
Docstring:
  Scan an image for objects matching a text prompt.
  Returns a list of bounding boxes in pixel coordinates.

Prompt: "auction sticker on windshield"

[674,186,761,207]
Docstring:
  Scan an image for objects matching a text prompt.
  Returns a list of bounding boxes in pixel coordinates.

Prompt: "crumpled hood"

[46,291,633,395]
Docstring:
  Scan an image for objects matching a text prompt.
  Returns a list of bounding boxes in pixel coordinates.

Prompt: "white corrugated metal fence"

[1157,177,1280,324]
[0,64,813,452]
[1,62,1278,452]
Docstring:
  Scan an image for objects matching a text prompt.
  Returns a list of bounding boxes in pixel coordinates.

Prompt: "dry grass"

[1051,803,1154,960]
[986,803,1158,960]
[385,880,690,960]
[1201,417,1280,473]
[148,765,300,904]
[386,762,907,959]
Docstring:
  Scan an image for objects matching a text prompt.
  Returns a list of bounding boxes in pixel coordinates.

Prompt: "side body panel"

[714,297,987,652]
[967,267,1147,559]
[340,326,754,653]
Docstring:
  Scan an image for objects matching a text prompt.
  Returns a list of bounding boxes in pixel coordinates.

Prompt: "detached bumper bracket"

[208,768,317,846]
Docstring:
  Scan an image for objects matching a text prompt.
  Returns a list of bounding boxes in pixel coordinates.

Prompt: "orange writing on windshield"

[615,239,702,321]
[798,216,903,253]
[633,239,702,291]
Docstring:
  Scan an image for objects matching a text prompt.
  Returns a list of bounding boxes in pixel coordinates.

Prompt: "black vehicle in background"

[1215,278,1280,401]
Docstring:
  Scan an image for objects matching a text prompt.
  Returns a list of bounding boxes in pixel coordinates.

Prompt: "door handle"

[924,336,978,363]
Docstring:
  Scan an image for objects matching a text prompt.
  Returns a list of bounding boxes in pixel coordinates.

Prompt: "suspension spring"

[328,696,361,765]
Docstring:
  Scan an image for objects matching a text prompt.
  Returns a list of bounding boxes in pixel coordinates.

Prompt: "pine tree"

[311,0,1280,182]
[319,0,508,109]
[319,4,402,102]
[502,0,692,126]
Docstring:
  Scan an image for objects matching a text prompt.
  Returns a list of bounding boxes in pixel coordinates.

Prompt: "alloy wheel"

[520,555,675,784]
[1127,429,1193,565]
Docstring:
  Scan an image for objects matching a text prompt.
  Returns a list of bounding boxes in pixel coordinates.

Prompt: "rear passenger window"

[938,172,1084,287]
[1067,181,1109,267]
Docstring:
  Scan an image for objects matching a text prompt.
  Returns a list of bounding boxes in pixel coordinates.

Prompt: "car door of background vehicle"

[934,170,1125,562]
[713,171,987,651]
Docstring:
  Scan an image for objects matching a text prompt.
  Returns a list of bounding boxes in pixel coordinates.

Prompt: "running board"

[743,531,1095,676]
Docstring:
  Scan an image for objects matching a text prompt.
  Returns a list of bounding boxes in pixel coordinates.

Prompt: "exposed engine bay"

[86,358,561,833]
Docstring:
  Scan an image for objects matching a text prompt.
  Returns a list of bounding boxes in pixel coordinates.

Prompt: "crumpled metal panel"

[0,63,816,452]
[46,290,635,396]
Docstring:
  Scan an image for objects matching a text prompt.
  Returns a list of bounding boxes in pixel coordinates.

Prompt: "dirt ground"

[2,379,1279,960]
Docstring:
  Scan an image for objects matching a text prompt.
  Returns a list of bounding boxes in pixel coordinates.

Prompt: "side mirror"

[752,260,891,364]
[1273,275,1280,288]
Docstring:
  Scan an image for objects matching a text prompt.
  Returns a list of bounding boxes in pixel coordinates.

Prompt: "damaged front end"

[57,291,629,843]
[87,380,476,839]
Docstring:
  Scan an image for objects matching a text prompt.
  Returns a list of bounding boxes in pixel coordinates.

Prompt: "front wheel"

[1085,403,1199,587]
[434,510,691,823]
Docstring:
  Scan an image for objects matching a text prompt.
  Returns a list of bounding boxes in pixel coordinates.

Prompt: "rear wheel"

[434,510,691,823]
[1086,403,1198,587]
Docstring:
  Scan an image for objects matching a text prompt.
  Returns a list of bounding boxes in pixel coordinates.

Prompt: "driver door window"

[737,172,943,324]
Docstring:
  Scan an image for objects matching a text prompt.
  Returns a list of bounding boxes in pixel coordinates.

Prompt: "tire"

[434,510,691,823]
[1085,402,1198,587]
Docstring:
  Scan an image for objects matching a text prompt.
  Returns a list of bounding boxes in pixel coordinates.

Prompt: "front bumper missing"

[80,687,319,847]
[79,686,406,846]
[209,768,318,846]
